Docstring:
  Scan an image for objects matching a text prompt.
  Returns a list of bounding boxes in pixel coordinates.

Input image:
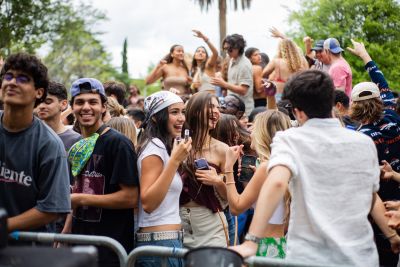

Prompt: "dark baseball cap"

[70,78,106,97]
[311,40,325,51]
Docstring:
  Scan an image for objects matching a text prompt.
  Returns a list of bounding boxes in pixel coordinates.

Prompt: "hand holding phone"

[194,158,210,170]
[239,155,257,182]
[184,129,190,143]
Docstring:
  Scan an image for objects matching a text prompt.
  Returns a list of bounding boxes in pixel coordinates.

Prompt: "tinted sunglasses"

[220,100,239,109]
[223,46,234,53]
[3,72,31,84]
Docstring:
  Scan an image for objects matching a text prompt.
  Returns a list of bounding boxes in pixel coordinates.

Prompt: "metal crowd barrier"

[9,231,128,267]
[9,233,353,267]
[126,245,188,267]
[245,256,353,267]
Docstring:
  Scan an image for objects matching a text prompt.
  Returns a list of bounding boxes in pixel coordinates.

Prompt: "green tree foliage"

[122,38,128,74]
[289,0,400,91]
[44,3,118,88]
[0,0,71,56]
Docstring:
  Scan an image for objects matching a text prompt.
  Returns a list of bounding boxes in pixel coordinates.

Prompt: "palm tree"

[194,0,252,50]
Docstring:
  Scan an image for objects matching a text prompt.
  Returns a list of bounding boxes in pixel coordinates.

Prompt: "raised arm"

[145,60,166,85]
[269,27,287,39]
[347,39,396,108]
[231,164,291,257]
[192,30,218,70]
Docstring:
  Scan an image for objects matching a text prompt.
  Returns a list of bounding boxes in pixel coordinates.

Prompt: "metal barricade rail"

[126,245,352,267]
[9,231,128,267]
[245,256,353,267]
[126,245,188,267]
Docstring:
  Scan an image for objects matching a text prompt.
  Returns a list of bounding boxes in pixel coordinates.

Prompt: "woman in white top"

[135,91,192,267]
[224,110,291,259]
[190,30,218,94]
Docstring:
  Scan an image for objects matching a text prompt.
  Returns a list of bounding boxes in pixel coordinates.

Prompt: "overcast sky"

[90,0,300,78]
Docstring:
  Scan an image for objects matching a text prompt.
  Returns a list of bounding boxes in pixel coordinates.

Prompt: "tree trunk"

[218,0,227,57]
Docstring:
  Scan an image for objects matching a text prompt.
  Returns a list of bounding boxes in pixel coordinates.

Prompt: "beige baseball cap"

[351,82,380,102]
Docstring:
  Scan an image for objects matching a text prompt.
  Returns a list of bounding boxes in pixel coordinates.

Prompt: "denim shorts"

[135,238,184,267]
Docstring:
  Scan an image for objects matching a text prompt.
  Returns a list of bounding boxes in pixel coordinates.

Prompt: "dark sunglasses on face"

[3,72,31,84]
[220,100,239,110]
[223,46,234,53]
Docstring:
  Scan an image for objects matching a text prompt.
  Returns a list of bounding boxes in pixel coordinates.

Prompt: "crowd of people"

[1,28,400,267]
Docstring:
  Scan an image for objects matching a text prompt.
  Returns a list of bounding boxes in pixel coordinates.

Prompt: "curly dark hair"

[0,53,49,107]
[223,34,247,55]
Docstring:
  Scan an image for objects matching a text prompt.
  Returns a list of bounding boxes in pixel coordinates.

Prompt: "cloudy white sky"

[90,0,300,78]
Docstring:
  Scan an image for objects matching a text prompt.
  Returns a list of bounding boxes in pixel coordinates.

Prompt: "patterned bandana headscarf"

[141,91,183,128]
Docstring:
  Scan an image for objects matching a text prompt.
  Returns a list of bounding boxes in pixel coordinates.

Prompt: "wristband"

[224,171,234,174]
[244,233,262,244]
[225,181,236,185]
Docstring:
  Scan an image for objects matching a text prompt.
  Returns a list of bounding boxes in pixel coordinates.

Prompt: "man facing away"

[0,53,70,232]
[231,70,399,267]
[63,78,139,267]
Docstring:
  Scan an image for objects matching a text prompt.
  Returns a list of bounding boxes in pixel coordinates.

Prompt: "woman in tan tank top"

[145,44,191,96]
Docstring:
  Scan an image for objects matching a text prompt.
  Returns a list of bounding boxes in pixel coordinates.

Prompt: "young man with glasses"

[0,53,71,233]
[211,34,254,116]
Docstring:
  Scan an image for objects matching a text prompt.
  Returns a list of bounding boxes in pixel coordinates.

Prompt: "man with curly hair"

[0,53,71,232]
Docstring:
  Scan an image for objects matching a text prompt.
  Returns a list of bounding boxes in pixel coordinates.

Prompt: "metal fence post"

[9,231,128,267]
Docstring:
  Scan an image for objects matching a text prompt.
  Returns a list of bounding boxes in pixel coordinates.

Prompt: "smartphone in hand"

[194,158,210,170]
[239,155,257,182]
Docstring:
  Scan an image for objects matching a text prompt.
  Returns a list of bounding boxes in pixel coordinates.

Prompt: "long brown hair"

[183,92,217,177]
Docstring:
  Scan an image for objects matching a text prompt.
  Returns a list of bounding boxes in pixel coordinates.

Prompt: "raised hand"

[346,39,372,63]
[269,27,286,39]
[192,29,208,41]
[225,145,243,171]
[170,137,192,163]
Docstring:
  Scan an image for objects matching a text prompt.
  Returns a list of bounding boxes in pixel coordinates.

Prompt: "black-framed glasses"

[3,72,31,84]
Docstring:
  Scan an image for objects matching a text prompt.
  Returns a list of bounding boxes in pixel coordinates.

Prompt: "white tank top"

[137,138,182,227]
[252,198,285,225]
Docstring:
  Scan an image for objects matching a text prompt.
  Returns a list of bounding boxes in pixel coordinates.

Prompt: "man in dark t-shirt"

[67,78,139,267]
[37,81,81,152]
[0,53,71,232]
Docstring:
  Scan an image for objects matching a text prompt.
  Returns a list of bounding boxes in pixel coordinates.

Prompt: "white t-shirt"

[268,118,379,267]
[137,138,182,227]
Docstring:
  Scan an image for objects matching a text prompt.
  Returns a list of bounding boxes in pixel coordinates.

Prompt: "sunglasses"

[3,72,31,84]
[223,46,234,53]
[220,100,239,110]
